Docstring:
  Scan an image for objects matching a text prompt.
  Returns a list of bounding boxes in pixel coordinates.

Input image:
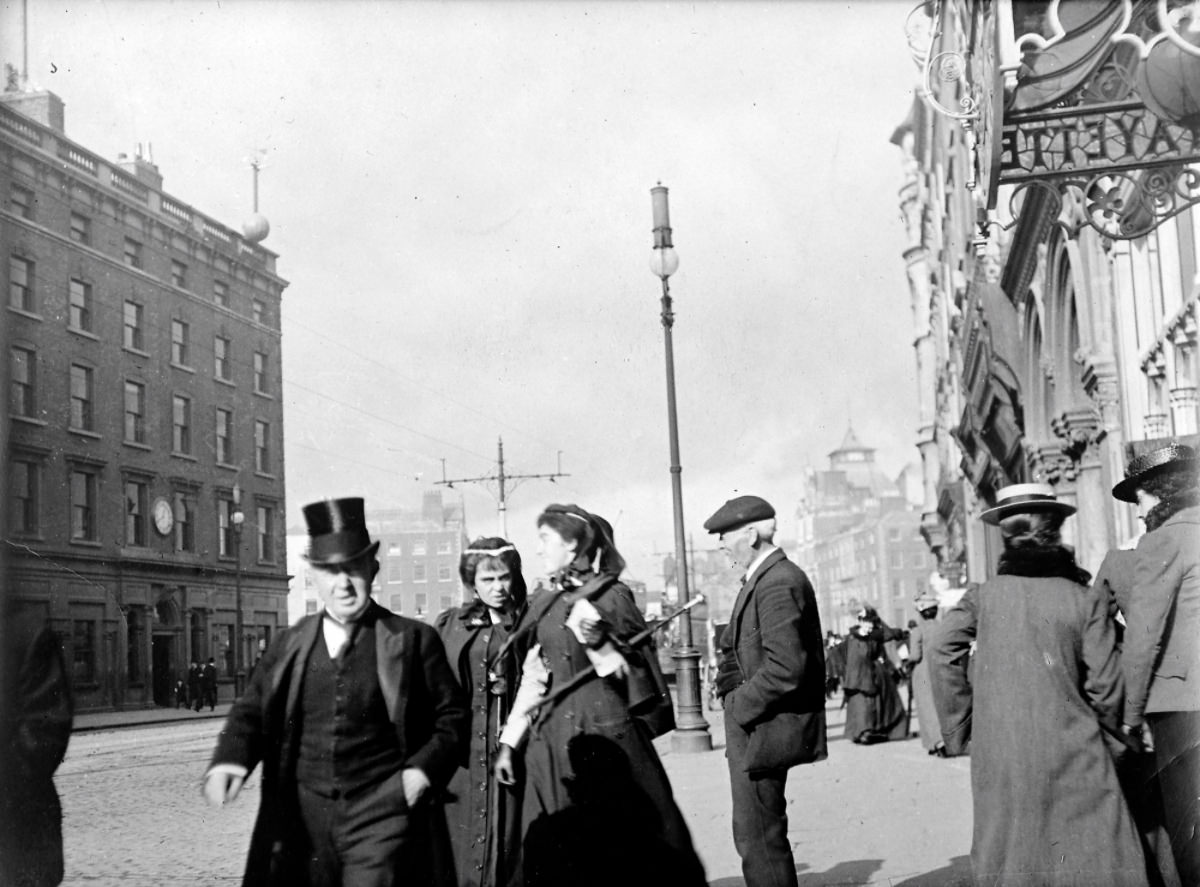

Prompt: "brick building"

[2,88,289,711]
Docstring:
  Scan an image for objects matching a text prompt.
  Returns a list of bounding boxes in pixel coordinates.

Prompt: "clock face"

[153,498,174,536]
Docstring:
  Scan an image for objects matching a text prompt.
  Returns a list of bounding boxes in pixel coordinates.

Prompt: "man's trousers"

[725,714,798,887]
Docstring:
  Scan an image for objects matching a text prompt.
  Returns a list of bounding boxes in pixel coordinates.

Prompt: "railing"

[0,106,42,146]
[201,218,232,244]
[161,196,192,225]
[111,169,148,202]
[57,143,99,177]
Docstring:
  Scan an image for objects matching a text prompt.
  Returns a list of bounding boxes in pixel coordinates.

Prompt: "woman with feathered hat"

[1115,443,1200,885]
[930,483,1147,886]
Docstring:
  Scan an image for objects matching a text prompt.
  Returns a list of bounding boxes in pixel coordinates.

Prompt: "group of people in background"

[175,659,218,711]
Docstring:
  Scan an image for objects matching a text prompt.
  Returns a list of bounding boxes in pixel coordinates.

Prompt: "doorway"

[151,634,176,706]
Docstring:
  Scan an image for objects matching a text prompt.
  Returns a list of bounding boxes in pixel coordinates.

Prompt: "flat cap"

[703,495,775,534]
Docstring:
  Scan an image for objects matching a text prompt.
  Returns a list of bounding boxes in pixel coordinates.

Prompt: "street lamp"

[231,482,245,697]
[649,183,712,753]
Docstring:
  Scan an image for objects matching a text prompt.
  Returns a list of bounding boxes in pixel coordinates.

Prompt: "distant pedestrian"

[1115,443,1200,886]
[842,605,907,744]
[201,658,218,710]
[0,605,73,887]
[930,483,1147,886]
[187,661,202,712]
[704,495,827,887]
[824,631,845,699]
[175,672,190,709]
[906,596,945,756]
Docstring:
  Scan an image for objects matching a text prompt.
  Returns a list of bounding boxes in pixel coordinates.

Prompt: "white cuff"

[205,763,249,781]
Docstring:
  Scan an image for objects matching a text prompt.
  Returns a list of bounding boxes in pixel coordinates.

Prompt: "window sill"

[69,428,102,440]
[171,451,198,462]
[123,440,152,451]
[215,462,239,472]
[9,532,44,543]
[11,414,47,427]
[69,539,103,548]
[170,362,195,374]
[216,377,237,389]
[254,471,277,480]
[69,327,99,341]
[123,346,151,359]
[7,306,42,321]
[253,389,274,400]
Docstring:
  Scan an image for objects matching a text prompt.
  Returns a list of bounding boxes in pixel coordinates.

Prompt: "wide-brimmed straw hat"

[980,483,1076,526]
[1112,443,1198,503]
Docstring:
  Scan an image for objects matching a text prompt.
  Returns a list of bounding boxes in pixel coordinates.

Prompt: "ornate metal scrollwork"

[1015,0,1200,60]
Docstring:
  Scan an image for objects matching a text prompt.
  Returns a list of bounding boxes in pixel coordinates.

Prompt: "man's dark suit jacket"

[210,600,468,887]
[722,548,827,773]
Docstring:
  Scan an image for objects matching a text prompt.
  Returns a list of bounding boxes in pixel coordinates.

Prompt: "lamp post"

[650,183,712,753]
[231,482,245,697]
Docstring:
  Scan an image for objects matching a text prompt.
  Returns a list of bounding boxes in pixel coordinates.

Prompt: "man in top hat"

[704,495,827,887]
[203,497,468,887]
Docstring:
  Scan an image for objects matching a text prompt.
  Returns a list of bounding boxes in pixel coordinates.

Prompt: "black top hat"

[302,498,380,565]
[979,483,1076,526]
[1112,443,1198,503]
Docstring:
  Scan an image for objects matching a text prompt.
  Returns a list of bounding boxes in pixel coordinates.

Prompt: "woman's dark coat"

[930,575,1147,886]
[436,601,527,887]
[907,617,943,751]
[209,601,468,887]
[842,624,907,742]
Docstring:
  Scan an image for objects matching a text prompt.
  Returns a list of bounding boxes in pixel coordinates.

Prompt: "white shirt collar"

[743,546,778,584]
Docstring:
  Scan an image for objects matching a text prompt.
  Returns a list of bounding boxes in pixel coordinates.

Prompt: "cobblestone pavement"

[58,720,255,886]
[53,699,972,886]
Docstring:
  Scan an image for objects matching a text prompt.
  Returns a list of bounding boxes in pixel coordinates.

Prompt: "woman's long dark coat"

[436,602,526,887]
[515,577,705,887]
[930,576,1148,886]
[842,625,907,741]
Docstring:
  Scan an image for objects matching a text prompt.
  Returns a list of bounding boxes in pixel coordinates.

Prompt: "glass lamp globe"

[649,247,680,279]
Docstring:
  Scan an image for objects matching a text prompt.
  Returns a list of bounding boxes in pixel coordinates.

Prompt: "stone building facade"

[2,88,289,710]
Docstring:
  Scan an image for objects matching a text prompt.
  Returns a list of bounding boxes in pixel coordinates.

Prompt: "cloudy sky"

[4,0,921,588]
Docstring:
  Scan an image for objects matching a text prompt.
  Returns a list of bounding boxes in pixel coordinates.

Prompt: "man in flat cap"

[203,497,468,887]
[705,495,827,887]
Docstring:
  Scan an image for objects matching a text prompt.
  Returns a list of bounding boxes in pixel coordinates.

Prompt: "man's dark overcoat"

[210,601,468,887]
[722,549,827,771]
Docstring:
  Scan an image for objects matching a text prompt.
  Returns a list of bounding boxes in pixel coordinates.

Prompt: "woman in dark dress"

[435,537,529,887]
[495,504,705,887]
[841,605,908,744]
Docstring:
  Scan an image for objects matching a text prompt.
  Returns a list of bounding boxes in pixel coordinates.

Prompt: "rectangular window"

[412,539,427,556]
[69,212,90,245]
[123,300,144,350]
[124,380,146,443]
[69,364,94,430]
[306,600,319,615]
[388,561,403,582]
[413,563,427,583]
[70,468,98,541]
[72,620,97,684]
[213,280,228,307]
[218,497,236,557]
[174,492,195,552]
[415,592,428,615]
[69,278,93,332]
[214,336,230,380]
[389,595,403,612]
[439,595,453,611]
[257,505,274,561]
[172,395,192,454]
[10,345,35,417]
[437,564,452,582]
[252,299,264,324]
[9,458,39,535]
[890,551,904,569]
[170,259,187,288]
[10,184,32,219]
[124,237,142,269]
[171,319,189,365]
[253,352,268,393]
[212,624,234,677]
[254,420,270,472]
[216,408,232,463]
[125,479,147,546]
[436,539,452,555]
[9,255,33,311]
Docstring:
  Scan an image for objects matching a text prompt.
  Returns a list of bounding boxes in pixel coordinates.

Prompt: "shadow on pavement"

[892,855,973,886]
[709,858,884,887]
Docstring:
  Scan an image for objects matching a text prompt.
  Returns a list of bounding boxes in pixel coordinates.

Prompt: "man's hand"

[1122,722,1154,754]
[495,743,520,787]
[202,771,245,807]
[402,767,431,807]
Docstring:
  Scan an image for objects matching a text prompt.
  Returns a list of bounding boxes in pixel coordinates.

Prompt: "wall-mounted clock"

[152,497,174,536]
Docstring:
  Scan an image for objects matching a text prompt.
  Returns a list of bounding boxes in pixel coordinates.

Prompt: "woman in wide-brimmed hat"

[930,483,1148,886]
[841,605,908,744]
[1117,443,1200,886]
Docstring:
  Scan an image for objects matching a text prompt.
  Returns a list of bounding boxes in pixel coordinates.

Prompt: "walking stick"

[524,594,706,717]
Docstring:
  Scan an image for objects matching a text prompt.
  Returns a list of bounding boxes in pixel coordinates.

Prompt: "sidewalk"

[73,703,232,732]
